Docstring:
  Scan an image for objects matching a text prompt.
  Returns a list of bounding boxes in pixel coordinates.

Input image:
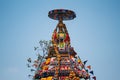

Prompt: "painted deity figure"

[52,20,70,53]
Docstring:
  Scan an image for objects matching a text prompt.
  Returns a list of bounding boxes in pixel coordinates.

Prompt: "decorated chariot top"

[27,9,96,80]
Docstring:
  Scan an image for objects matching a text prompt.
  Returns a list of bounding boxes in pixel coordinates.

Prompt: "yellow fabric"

[46,76,52,80]
[41,78,46,80]
[78,59,81,63]
[43,65,48,70]
[45,58,51,65]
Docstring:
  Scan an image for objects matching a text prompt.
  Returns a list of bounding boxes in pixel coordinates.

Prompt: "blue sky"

[0,0,120,80]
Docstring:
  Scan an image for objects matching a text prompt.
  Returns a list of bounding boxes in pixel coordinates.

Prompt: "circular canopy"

[48,9,76,21]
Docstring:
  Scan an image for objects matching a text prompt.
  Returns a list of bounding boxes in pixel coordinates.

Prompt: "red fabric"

[87,65,91,70]
[64,33,70,42]
[92,76,96,80]
[53,31,57,40]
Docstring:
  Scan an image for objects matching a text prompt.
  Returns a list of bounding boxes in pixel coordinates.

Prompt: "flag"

[89,70,94,75]
[34,60,39,63]
[78,56,80,59]
[92,76,96,80]
[34,47,38,51]
[83,60,88,65]
[27,64,31,68]
[27,58,32,63]
[28,74,32,77]
[87,65,91,70]
[32,64,38,68]
[85,69,88,73]
[31,69,35,72]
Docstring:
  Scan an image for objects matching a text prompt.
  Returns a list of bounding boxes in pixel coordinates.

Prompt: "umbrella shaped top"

[48,9,76,21]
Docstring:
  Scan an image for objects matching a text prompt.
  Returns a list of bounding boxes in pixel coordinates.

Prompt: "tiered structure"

[27,9,96,80]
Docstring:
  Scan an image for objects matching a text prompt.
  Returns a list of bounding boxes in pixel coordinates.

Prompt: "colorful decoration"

[48,9,76,20]
[27,9,96,80]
